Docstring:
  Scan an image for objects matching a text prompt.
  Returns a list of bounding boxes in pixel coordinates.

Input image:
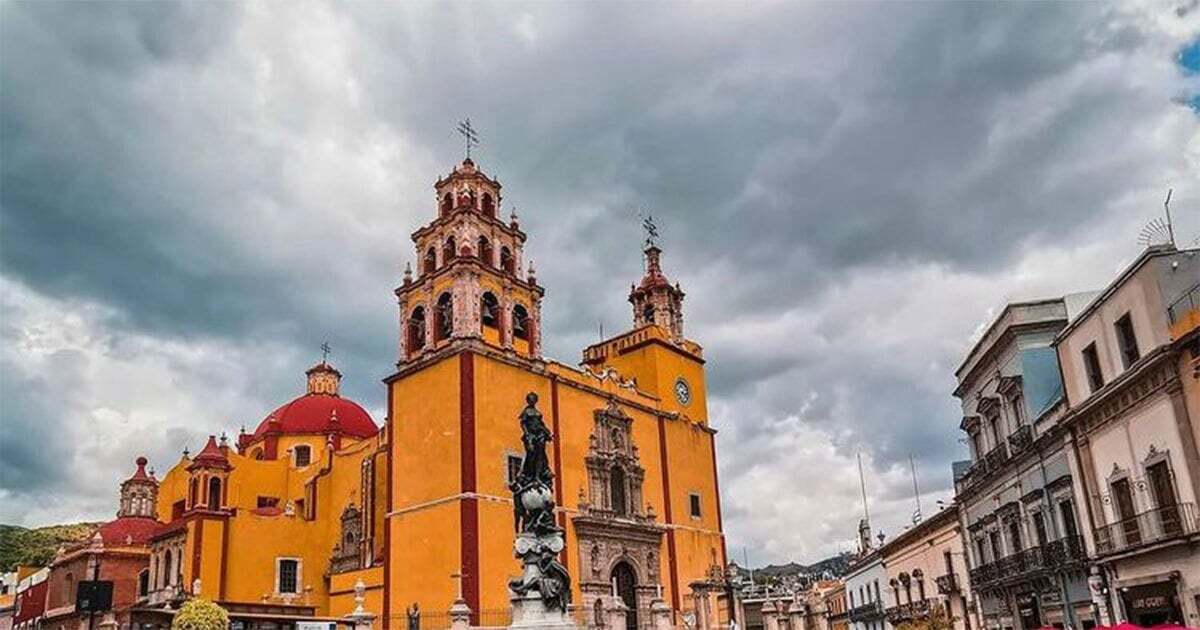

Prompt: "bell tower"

[395,157,545,364]
[629,243,685,342]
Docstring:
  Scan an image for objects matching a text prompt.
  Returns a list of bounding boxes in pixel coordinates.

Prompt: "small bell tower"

[395,137,545,365]
[118,457,159,518]
[629,243,685,342]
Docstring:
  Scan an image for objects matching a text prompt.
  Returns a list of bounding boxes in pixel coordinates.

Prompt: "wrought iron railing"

[968,562,997,590]
[1007,425,1033,453]
[884,599,933,624]
[848,601,884,621]
[1167,283,1200,323]
[1042,535,1086,566]
[1093,502,1198,556]
[934,573,959,595]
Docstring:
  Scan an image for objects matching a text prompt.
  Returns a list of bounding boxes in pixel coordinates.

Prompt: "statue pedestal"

[509,593,577,630]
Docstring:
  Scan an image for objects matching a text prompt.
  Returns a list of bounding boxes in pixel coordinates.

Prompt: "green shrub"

[172,598,230,630]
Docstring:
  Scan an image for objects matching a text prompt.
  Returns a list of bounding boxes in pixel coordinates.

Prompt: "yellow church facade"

[140,156,726,630]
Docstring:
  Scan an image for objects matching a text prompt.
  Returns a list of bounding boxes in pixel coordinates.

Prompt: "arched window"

[500,246,514,274]
[207,477,222,509]
[441,193,452,217]
[642,305,655,325]
[477,236,493,266]
[481,292,500,329]
[251,448,264,460]
[424,247,437,274]
[408,306,427,353]
[913,568,925,601]
[188,478,198,508]
[163,550,173,587]
[293,445,312,467]
[481,193,495,217]
[610,466,627,515]
[435,293,453,342]
[512,304,529,340]
[443,237,456,263]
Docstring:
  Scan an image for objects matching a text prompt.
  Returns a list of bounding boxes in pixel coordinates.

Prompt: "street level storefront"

[1116,575,1186,627]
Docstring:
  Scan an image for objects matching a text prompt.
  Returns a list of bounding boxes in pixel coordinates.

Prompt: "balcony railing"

[934,573,959,595]
[848,601,884,622]
[983,443,1009,472]
[968,536,1089,592]
[884,599,933,625]
[1007,425,1033,453]
[1042,535,1086,566]
[1093,502,1198,556]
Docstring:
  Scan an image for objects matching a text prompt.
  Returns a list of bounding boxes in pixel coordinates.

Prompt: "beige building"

[878,506,972,630]
[1057,244,1200,626]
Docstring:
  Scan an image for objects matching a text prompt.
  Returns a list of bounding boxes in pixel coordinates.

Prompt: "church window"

[188,478,198,508]
[444,237,457,263]
[481,193,495,217]
[477,236,493,266]
[643,305,654,325]
[441,193,452,217]
[207,477,222,509]
[424,247,437,275]
[408,306,427,353]
[435,293,454,342]
[172,500,185,520]
[688,492,702,519]
[163,551,173,587]
[276,558,301,595]
[138,569,149,597]
[481,292,500,328]
[293,445,312,467]
[610,466,627,515]
[257,496,280,509]
[512,304,529,340]
[500,246,514,274]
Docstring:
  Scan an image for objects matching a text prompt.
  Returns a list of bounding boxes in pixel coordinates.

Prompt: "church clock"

[674,377,691,405]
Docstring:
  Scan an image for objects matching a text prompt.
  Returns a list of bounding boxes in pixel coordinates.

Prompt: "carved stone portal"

[573,402,665,630]
[331,504,363,574]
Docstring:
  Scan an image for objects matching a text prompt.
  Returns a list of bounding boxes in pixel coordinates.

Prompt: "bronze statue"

[508,392,572,611]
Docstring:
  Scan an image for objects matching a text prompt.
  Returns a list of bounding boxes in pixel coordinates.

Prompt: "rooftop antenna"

[456,118,480,160]
[909,453,923,524]
[1138,189,1175,248]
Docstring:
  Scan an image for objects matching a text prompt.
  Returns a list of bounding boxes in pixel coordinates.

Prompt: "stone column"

[787,601,805,630]
[651,596,673,630]
[762,601,779,630]
[608,595,629,630]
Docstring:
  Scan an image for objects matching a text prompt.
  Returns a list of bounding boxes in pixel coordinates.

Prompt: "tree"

[172,598,230,630]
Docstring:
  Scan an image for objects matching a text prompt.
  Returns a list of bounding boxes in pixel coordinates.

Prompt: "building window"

[689,492,702,519]
[408,306,427,353]
[1058,499,1079,540]
[1115,313,1140,369]
[506,455,523,486]
[477,236,493,266]
[293,445,312,467]
[1082,343,1104,393]
[443,237,456,263]
[611,467,628,515]
[500,246,514,274]
[424,247,437,274]
[257,496,280,509]
[441,194,452,217]
[138,570,149,597]
[207,477,222,509]
[1031,512,1047,546]
[481,193,495,217]
[276,558,301,595]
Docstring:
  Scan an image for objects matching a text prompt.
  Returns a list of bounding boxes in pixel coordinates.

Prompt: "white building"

[844,550,889,630]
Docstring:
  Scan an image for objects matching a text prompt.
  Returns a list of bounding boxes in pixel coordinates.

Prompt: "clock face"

[674,377,691,405]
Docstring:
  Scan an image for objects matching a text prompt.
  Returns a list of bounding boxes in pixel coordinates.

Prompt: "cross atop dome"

[630,218,685,342]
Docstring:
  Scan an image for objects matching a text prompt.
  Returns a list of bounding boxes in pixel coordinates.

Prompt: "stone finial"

[403,262,413,285]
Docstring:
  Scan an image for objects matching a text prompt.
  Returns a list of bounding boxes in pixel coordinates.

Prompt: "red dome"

[251,393,377,441]
[97,516,159,546]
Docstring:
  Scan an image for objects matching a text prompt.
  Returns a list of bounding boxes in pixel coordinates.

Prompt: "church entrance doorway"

[613,561,638,630]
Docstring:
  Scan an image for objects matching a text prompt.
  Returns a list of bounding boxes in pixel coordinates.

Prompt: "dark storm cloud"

[1,1,1197,560]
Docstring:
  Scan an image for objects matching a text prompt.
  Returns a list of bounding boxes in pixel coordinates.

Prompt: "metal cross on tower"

[641,213,660,248]
[320,341,332,363]
[456,118,480,160]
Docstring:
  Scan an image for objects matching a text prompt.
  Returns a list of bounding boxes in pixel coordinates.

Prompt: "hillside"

[0,523,102,571]
[733,551,854,584]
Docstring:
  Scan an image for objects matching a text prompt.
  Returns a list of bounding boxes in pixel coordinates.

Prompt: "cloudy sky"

[2,2,1198,566]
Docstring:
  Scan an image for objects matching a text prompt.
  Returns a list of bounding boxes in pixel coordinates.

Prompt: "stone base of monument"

[508,593,579,630]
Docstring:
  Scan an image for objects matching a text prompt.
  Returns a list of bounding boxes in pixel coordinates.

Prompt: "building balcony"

[1042,535,1086,567]
[983,443,1009,471]
[1093,502,1199,557]
[884,599,933,625]
[1007,425,1033,454]
[848,601,884,622]
[935,573,959,595]
[968,562,998,591]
